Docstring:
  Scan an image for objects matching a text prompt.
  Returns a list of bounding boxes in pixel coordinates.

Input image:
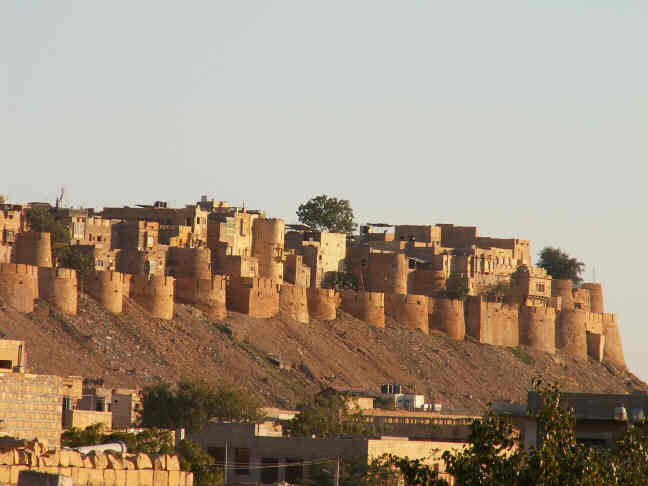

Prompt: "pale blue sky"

[2,2,648,379]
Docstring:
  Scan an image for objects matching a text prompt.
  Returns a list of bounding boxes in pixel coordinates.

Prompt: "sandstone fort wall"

[306,288,338,321]
[0,263,38,313]
[131,275,175,320]
[37,268,78,316]
[464,297,518,346]
[167,248,211,279]
[582,282,604,313]
[385,293,428,334]
[86,271,124,314]
[428,297,464,340]
[339,290,385,328]
[15,232,52,268]
[602,314,625,367]
[227,277,279,318]
[556,309,588,359]
[279,284,309,324]
[175,275,227,320]
[519,306,556,354]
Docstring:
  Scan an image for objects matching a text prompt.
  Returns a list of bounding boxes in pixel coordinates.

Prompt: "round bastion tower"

[252,218,285,281]
[0,263,38,313]
[38,267,78,315]
[582,282,604,314]
[15,232,53,268]
[86,270,125,314]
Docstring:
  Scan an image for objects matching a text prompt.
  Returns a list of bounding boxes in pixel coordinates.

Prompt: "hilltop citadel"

[0,195,625,370]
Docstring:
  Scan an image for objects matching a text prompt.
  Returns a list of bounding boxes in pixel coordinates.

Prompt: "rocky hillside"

[0,294,644,412]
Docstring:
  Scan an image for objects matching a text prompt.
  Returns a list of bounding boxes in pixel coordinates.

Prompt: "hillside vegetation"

[0,294,643,412]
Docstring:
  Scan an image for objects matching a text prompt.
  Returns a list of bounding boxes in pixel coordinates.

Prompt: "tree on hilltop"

[537,247,584,286]
[296,195,357,234]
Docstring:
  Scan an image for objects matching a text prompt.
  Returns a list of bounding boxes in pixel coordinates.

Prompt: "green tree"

[296,195,357,234]
[284,394,375,438]
[24,207,70,263]
[61,424,174,454]
[139,380,264,433]
[442,275,470,300]
[537,247,585,286]
[177,439,224,486]
[56,245,95,290]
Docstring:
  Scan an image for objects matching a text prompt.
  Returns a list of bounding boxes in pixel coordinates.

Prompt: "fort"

[0,196,628,369]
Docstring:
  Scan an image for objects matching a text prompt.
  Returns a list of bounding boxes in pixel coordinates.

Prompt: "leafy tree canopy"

[537,247,585,286]
[176,439,224,486]
[61,423,174,454]
[442,275,470,301]
[296,195,357,234]
[24,207,70,246]
[284,394,375,439]
[139,379,264,433]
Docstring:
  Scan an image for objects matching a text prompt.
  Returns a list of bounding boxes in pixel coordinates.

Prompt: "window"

[234,448,250,476]
[408,259,416,269]
[536,283,545,293]
[0,360,12,370]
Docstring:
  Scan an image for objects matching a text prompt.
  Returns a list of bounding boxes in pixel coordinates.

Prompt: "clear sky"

[3,2,648,379]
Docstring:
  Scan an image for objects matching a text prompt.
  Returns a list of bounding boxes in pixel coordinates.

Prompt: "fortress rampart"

[279,284,309,324]
[519,306,556,354]
[556,309,588,359]
[86,270,125,314]
[131,275,175,320]
[582,282,604,313]
[14,232,52,268]
[385,293,428,334]
[252,218,285,281]
[428,297,465,340]
[602,314,625,368]
[175,275,227,320]
[0,263,38,313]
[339,290,385,328]
[551,279,574,310]
[37,267,78,315]
[464,297,517,346]
[227,277,279,318]
[167,247,212,279]
[306,288,338,321]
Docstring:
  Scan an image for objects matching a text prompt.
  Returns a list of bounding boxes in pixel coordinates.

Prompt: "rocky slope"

[0,294,644,412]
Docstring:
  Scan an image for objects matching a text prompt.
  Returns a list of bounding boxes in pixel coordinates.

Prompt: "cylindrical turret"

[339,290,385,328]
[132,275,175,320]
[551,279,573,310]
[167,248,212,280]
[603,314,625,368]
[279,284,309,324]
[15,232,53,268]
[582,283,604,313]
[307,288,337,321]
[556,309,588,358]
[0,263,38,313]
[391,254,409,295]
[252,218,285,281]
[428,297,465,340]
[38,267,78,315]
[175,275,227,320]
[385,293,428,334]
[86,270,124,314]
[519,306,556,354]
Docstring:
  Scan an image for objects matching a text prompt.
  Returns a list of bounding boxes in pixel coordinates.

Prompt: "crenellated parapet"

[38,267,78,315]
[175,275,227,320]
[279,284,309,324]
[339,290,385,328]
[86,270,125,314]
[0,263,38,313]
[131,275,175,320]
[385,293,428,334]
[306,288,338,321]
[602,313,625,368]
[227,276,279,318]
[428,297,465,340]
[519,305,556,355]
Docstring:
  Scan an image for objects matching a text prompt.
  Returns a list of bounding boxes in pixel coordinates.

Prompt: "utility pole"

[335,456,340,486]
[224,441,228,485]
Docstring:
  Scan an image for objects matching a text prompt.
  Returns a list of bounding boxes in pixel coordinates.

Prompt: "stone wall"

[0,373,63,447]
[86,271,124,314]
[519,306,556,355]
[227,277,279,318]
[0,443,192,486]
[428,297,464,340]
[339,291,385,328]
[37,268,78,316]
[175,275,227,320]
[0,264,38,313]
[279,284,309,324]
[131,276,174,320]
[385,293,428,334]
[306,288,338,321]
[464,297,518,346]
[14,233,52,269]
[602,314,625,367]
[556,309,588,358]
